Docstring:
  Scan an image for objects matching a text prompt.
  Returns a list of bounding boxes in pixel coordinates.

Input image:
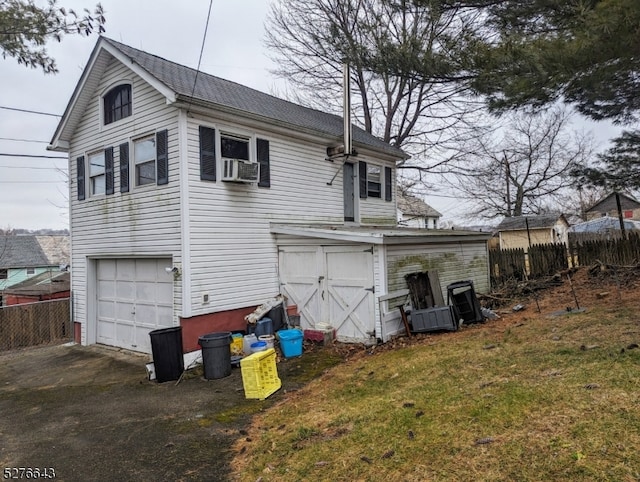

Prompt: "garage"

[96,258,174,353]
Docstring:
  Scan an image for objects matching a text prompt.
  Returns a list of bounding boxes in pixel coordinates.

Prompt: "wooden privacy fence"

[571,231,640,266]
[490,232,640,287]
[489,247,527,285]
[529,243,569,277]
[0,298,71,351]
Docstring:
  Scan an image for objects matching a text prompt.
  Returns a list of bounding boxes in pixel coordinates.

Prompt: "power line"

[0,165,67,170]
[187,0,214,114]
[0,153,66,159]
[0,137,49,144]
[0,105,61,117]
[0,180,63,184]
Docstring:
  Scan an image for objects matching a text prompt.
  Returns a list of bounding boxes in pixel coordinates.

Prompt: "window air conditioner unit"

[222,159,259,182]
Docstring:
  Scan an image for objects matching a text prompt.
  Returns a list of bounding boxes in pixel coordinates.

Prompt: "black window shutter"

[199,126,216,181]
[156,129,169,185]
[257,138,270,188]
[359,161,367,199]
[105,147,114,195]
[119,142,130,193]
[384,166,392,202]
[76,156,85,201]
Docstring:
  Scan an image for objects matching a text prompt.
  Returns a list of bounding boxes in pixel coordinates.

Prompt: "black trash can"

[198,332,232,380]
[149,326,184,383]
[267,304,286,332]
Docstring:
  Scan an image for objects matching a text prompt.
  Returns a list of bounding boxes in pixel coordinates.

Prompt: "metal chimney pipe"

[343,63,352,156]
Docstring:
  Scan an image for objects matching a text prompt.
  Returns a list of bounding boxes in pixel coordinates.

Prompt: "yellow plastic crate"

[240,348,281,400]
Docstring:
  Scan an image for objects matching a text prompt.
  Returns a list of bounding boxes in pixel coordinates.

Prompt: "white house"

[49,37,490,354]
[397,192,442,229]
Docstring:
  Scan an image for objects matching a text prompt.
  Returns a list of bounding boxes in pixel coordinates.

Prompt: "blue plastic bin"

[277,329,303,358]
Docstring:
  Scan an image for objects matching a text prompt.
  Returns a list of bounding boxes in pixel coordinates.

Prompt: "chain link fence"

[0,299,71,351]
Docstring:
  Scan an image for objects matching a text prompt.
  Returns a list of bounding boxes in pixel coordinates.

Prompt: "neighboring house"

[585,192,640,221]
[496,214,569,251]
[48,37,491,354]
[397,192,441,229]
[0,235,69,300]
[2,271,70,306]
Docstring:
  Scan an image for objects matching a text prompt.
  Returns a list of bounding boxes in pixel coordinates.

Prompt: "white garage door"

[96,258,174,353]
[278,245,376,343]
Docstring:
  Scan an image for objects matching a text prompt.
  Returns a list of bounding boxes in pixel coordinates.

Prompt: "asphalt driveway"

[0,343,340,481]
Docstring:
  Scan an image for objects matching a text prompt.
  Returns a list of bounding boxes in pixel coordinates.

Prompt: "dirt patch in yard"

[0,343,343,481]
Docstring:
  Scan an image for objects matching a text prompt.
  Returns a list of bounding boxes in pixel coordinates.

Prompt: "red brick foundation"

[180,306,256,352]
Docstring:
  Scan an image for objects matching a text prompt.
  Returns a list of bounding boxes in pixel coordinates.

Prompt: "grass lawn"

[231,269,640,481]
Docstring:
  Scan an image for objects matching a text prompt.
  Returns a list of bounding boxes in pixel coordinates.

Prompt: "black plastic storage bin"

[411,305,459,333]
[149,326,184,383]
[198,332,232,380]
[267,304,286,332]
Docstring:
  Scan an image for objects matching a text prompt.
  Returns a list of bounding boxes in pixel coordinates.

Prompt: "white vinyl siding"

[68,58,182,345]
[187,118,346,314]
[359,163,396,225]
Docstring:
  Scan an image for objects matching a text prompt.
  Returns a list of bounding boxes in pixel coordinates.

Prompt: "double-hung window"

[221,133,250,160]
[367,165,382,198]
[89,151,106,196]
[359,161,393,201]
[134,136,156,186]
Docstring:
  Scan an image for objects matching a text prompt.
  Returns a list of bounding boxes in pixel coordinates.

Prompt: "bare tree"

[445,107,594,219]
[265,0,487,180]
[555,185,609,222]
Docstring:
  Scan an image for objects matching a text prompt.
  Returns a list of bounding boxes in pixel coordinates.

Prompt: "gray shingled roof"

[397,193,441,217]
[0,236,51,268]
[103,38,406,159]
[496,214,564,231]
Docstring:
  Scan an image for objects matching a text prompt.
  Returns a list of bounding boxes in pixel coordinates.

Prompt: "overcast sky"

[0,0,623,231]
[0,0,281,231]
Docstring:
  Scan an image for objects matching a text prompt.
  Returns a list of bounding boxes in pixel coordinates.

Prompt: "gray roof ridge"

[101,37,406,158]
[102,37,321,113]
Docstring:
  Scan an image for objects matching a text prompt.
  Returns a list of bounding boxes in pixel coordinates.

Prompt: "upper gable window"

[89,150,106,196]
[103,84,132,125]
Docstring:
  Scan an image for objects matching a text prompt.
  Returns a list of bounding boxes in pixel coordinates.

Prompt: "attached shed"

[272,224,490,344]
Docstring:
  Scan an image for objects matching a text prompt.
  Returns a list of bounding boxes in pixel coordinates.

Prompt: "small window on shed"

[103,84,132,125]
[26,268,35,275]
[0,269,7,280]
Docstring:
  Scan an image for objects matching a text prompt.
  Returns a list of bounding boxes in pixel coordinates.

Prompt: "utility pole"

[615,191,627,239]
[504,152,511,216]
